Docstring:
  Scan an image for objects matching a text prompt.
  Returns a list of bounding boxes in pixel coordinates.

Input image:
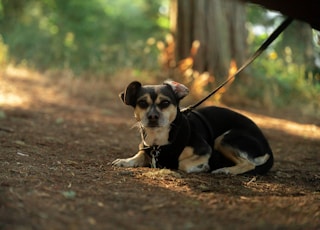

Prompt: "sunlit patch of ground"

[0,66,68,109]
[241,111,320,140]
[0,66,33,107]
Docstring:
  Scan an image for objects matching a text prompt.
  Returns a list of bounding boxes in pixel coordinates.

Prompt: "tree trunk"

[171,0,247,81]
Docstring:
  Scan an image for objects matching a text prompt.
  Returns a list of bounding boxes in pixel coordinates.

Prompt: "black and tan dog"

[112,81,273,175]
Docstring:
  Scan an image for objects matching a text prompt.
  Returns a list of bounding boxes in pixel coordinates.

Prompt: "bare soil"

[0,67,319,230]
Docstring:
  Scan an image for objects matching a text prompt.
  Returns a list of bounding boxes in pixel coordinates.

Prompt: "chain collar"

[150,146,161,168]
[140,145,162,168]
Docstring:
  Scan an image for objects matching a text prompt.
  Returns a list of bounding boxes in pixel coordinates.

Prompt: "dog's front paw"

[112,152,148,168]
[112,158,137,168]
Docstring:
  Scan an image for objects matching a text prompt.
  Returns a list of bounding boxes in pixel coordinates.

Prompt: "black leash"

[182,17,293,113]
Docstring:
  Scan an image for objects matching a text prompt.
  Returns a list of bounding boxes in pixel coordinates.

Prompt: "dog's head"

[120,81,189,128]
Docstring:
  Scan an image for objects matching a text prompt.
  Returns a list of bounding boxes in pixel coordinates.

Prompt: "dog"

[112,81,273,175]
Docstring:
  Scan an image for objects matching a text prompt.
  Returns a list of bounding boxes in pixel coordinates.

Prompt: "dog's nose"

[147,107,160,126]
[148,113,159,121]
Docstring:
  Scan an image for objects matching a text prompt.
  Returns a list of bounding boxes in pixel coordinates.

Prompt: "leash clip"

[150,146,161,168]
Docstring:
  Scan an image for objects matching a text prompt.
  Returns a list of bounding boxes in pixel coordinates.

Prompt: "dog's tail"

[252,153,270,166]
[253,152,274,175]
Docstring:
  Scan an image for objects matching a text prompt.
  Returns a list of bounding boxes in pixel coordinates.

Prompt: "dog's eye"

[137,100,148,109]
[158,100,171,109]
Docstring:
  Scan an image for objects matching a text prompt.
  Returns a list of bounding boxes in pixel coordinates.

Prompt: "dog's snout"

[148,113,159,120]
[146,106,160,126]
[147,108,159,120]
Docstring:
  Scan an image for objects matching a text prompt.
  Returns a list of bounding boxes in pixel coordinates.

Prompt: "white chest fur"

[143,126,170,146]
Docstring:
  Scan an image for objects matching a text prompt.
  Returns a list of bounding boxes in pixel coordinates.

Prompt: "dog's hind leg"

[211,133,269,175]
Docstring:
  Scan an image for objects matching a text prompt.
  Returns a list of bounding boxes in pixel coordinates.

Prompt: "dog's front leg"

[112,150,149,168]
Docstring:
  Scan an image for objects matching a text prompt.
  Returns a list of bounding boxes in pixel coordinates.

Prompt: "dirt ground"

[0,67,319,230]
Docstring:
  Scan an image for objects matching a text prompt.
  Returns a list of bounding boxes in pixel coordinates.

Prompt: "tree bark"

[171,0,247,81]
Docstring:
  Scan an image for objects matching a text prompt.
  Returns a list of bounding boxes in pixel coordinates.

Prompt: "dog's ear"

[119,81,142,107]
[164,80,189,100]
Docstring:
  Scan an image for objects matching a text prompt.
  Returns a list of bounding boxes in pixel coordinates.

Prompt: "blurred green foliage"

[0,0,168,74]
[244,5,320,110]
[244,50,320,108]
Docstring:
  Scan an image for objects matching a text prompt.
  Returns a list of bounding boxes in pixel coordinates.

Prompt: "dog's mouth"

[139,119,161,128]
[140,116,170,128]
[147,121,160,127]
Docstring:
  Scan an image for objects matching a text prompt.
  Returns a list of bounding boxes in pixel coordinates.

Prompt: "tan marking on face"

[178,147,210,173]
[162,105,176,124]
[156,94,177,124]
[134,95,152,121]
[155,95,170,103]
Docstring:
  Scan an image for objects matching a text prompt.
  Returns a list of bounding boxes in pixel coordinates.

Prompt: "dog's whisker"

[130,122,142,130]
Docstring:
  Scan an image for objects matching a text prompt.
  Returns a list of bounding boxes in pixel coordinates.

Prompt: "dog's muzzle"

[146,106,160,127]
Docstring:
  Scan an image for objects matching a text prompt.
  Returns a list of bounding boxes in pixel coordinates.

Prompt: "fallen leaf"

[55,117,64,124]
[17,151,29,157]
[15,140,26,146]
[61,190,76,199]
